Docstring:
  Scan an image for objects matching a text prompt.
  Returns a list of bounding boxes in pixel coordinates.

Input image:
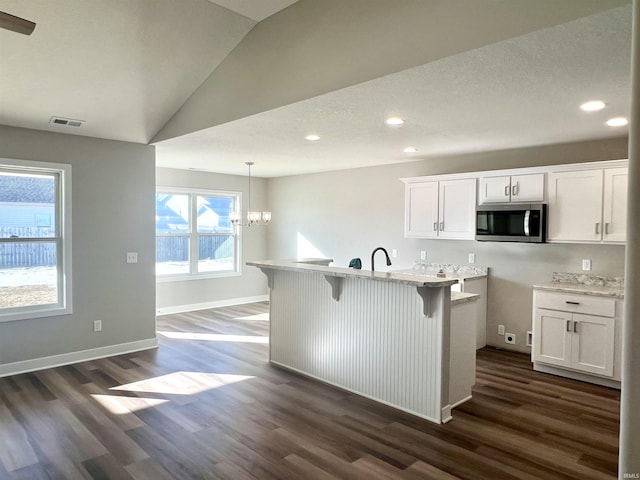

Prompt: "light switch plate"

[391,249,398,258]
[420,250,427,260]
[126,252,138,264]
[582,259,591,271]
[468,253,476,264]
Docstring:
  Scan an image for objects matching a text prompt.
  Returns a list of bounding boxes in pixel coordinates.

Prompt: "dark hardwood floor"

[0,302,620,479]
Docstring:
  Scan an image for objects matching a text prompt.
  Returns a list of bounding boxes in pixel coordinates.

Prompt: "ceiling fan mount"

[0,10,36,35]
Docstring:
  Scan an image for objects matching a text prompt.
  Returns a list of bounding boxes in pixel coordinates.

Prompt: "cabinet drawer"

[534,291,615,317]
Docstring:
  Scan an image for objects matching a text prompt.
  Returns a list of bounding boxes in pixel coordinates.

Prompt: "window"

[0,159,72,322]
[156,188,240,279]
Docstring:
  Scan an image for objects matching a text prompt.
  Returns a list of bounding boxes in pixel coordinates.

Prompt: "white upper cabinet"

[547,166,627,244]
[405,181,439,238]
[478,173,544,204]
[547,169,603,242]
[404,178,476,239]
[439,179,476,239]
[402,159,627,244]
[602,167,628,243]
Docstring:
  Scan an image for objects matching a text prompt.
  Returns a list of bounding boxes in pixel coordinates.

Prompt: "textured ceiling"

[155,4,632,177]
[0,0,257,143]
[0,1,631,178]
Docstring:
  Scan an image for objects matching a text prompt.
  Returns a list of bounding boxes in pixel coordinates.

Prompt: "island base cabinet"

[449,300,477,407]
[263,267,473,424]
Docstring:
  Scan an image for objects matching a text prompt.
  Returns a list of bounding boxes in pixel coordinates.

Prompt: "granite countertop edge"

[451,291,480,306]
[533,282,624,299]
[247,259,459,288]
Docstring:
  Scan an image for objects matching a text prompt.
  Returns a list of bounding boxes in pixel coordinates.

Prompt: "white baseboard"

[0,337,158,378]
[156,295,269,316]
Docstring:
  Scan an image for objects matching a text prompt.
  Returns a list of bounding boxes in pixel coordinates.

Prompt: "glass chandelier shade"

[230,162,271,227]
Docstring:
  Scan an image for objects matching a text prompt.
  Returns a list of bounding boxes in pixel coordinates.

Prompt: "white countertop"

[247,259,459,288]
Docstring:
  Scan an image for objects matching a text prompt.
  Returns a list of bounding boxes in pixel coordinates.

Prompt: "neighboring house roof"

[0,176,55,203]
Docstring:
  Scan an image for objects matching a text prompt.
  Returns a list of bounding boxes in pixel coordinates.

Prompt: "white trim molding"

[156,295,269,316]
[0,337,158,378]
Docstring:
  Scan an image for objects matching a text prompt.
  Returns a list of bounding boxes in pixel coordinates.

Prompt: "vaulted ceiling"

[0,0,632,177]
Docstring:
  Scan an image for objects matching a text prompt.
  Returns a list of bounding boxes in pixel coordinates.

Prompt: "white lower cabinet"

[532,290,620,383]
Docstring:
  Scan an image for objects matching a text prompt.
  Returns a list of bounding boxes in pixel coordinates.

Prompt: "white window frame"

[155,186,241,282]
[0,158,72,322]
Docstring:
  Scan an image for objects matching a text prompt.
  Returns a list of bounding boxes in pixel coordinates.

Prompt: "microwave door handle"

[524,210,530,236]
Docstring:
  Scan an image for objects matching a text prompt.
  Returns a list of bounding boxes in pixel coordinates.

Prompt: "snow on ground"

[0,266,57,287]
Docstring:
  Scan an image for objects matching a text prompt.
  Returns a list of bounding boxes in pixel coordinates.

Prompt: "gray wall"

[0,125,156,365]
[156,167,268,310]
[267,137,628,353]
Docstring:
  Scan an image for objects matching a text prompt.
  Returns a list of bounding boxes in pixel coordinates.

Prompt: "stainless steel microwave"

[476,203,547,243]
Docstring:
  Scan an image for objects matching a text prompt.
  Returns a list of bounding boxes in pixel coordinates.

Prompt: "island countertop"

[246,259,459,288]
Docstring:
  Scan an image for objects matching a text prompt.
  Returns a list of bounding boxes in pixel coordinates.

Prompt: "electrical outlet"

[126,252,138,264]
[582,259,591,271]
[498,324,505,335]
[391,249,398,258]
[468,253,476,264]
[420,250,426,260]
[93,320,102,332]
[505,333,516,345]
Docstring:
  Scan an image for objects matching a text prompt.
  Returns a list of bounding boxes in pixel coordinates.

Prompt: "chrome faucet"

[371,247,392,272]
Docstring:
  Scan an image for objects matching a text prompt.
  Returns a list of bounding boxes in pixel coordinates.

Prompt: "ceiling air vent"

[49,116,85,127]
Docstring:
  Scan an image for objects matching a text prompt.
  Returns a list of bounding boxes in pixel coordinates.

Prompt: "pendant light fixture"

[229,162,271,227]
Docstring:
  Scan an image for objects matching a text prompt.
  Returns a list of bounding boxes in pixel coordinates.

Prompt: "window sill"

[156,270,242,283]
[0,305,72,323]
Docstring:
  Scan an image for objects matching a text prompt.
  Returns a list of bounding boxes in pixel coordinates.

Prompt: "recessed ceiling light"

[606,117,628,127]
[580,100,606,112]
[305,134,320,141]
[385,117,404,126]
[403,147,418,153]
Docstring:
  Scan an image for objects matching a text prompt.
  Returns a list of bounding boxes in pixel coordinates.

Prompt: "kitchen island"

[248,258,478,424]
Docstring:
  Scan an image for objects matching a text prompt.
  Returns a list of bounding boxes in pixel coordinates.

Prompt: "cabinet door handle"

[504,185,510,197]
[439,221,444,231]
[512,183,519,196]
[574,321,579,333]
[595,222,600,235]
[605,222,610,234]
[565,301,580,305]
[433,222,438,232]
[566,320,571,332]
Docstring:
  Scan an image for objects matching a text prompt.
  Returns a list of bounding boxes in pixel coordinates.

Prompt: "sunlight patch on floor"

[233,313,270,321]
[91,393,168,414]
[158,331,269,343]
[111,371,256,396]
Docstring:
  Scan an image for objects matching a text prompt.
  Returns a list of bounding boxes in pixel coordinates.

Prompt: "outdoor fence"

[156,235,235,262]
[0,227,57,268]
[1,227,235,268]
